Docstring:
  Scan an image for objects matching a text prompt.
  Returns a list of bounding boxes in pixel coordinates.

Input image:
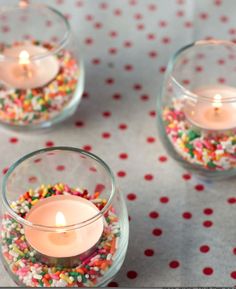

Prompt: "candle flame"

[19,50,30,65]
[213,94,222,110]
[56,211,66,227]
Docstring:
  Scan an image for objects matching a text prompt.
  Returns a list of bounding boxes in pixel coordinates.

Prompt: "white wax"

[24,195,104,258]
[0,44,59,89]
[184,85,236,130]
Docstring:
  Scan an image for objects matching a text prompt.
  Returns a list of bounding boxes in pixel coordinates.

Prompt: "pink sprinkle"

[50,274,60,280]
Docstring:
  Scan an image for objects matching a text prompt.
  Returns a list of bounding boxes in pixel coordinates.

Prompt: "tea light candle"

[24,195,104,258]
[184,85,236,130]
[0,44,59,89]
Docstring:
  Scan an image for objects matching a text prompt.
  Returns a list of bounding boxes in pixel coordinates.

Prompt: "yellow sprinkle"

[20,236,25,241]
[59,274,72,284]
[29,189,34,197]
[31,199,39,206]
[42,189,48,197]
[59,183,64,190]
[40,184,46,190]
[24,248,28,253]
[13,246,24,256]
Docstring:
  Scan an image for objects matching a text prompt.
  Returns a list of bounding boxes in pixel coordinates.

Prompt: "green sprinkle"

[207,161,217,168]
[187,130,200,141]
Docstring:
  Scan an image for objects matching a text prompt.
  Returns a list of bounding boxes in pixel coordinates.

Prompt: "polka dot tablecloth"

[1,0,236,287]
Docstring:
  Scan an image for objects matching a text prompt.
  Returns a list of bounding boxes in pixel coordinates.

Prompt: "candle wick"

[22,64,32,79]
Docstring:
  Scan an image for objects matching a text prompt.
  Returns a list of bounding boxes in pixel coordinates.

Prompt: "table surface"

[1,0,236,287]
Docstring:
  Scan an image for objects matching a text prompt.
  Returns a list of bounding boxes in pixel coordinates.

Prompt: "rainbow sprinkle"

[1,183,120,287]
[0,41,80,126]
[163,99,236,171]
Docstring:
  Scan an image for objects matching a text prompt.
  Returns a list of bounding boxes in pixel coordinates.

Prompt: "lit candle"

[184,85,236,130]
[24,195,104,258]
[0,44,59,89]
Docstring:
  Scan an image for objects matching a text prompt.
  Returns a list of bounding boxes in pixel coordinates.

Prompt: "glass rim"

[166,39,236,103]
[0,3,71,62]
[2,146,117,232]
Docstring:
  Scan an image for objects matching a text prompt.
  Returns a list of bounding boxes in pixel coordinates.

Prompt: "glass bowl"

[0,3,84,130]
[0,147,129,287]
[157,40,236,179]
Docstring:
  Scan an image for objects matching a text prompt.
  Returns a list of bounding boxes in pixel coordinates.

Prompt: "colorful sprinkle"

[1,183,120,287]
[0,40,80,126]
[162,99,236,171]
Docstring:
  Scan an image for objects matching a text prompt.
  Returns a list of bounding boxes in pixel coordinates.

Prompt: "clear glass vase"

[157,40,236,179]
[0,3,84,130]
[1,147,129,287]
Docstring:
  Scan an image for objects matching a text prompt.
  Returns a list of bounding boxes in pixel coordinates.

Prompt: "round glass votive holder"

[157,40,236,179]
[0,147,129,287]
[0,3,84,130]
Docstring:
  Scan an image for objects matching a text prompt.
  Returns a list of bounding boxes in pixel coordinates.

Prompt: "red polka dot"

[182,173,191,180]
[56,165,65,171]
[233,248,236,255]
[119,123,127,130]
[140,94,149,101]
[124,41,133,48]
[9,137,18,143]
[75,121,84,127]
[127,193,137,201]
[82,91,89,99]
[34,158,42,163]
[228,197,236,204]
[231,271,236,279]
[119,153,128,159]
[83,145,92,152]
[94,22,103,29]
[124,64,133,71]
[2,167,8,175]
[113,93,122,100]
[109,31,118,38]
[84,37,93,45]
[114,8,122,16]
[169,260,180,269]
[133,83,142,90]
[102,132,111,139]
[148,51,158,58]
[92,57,101,64]
[159,66,166,73]
[182,212,192,219]
[160,196,169,203]
[162,36,171,44]
[147,137,155,143]
[117,171,126,178]
[158,156,167,162]
[28,176,37,183]
[147,33,156,40]
[202,267,213,275]
[203,220,213,228]
[203,208,213,215]
[109,48,117,55]
[152,228,162,236]
[149,211,159,219]
[108,281,119,287]
[45,141,54,147]
[199,12,209,20]
[102,111,111,118]
[127,271,138,279]
[106,78,114,85]
[144,249,154,256]
[200,245,210,253]
[149,110,156,117]
[195,65,203,72]
[159,20,167,27]
[195,184,205,191]
[144,174,154,181]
